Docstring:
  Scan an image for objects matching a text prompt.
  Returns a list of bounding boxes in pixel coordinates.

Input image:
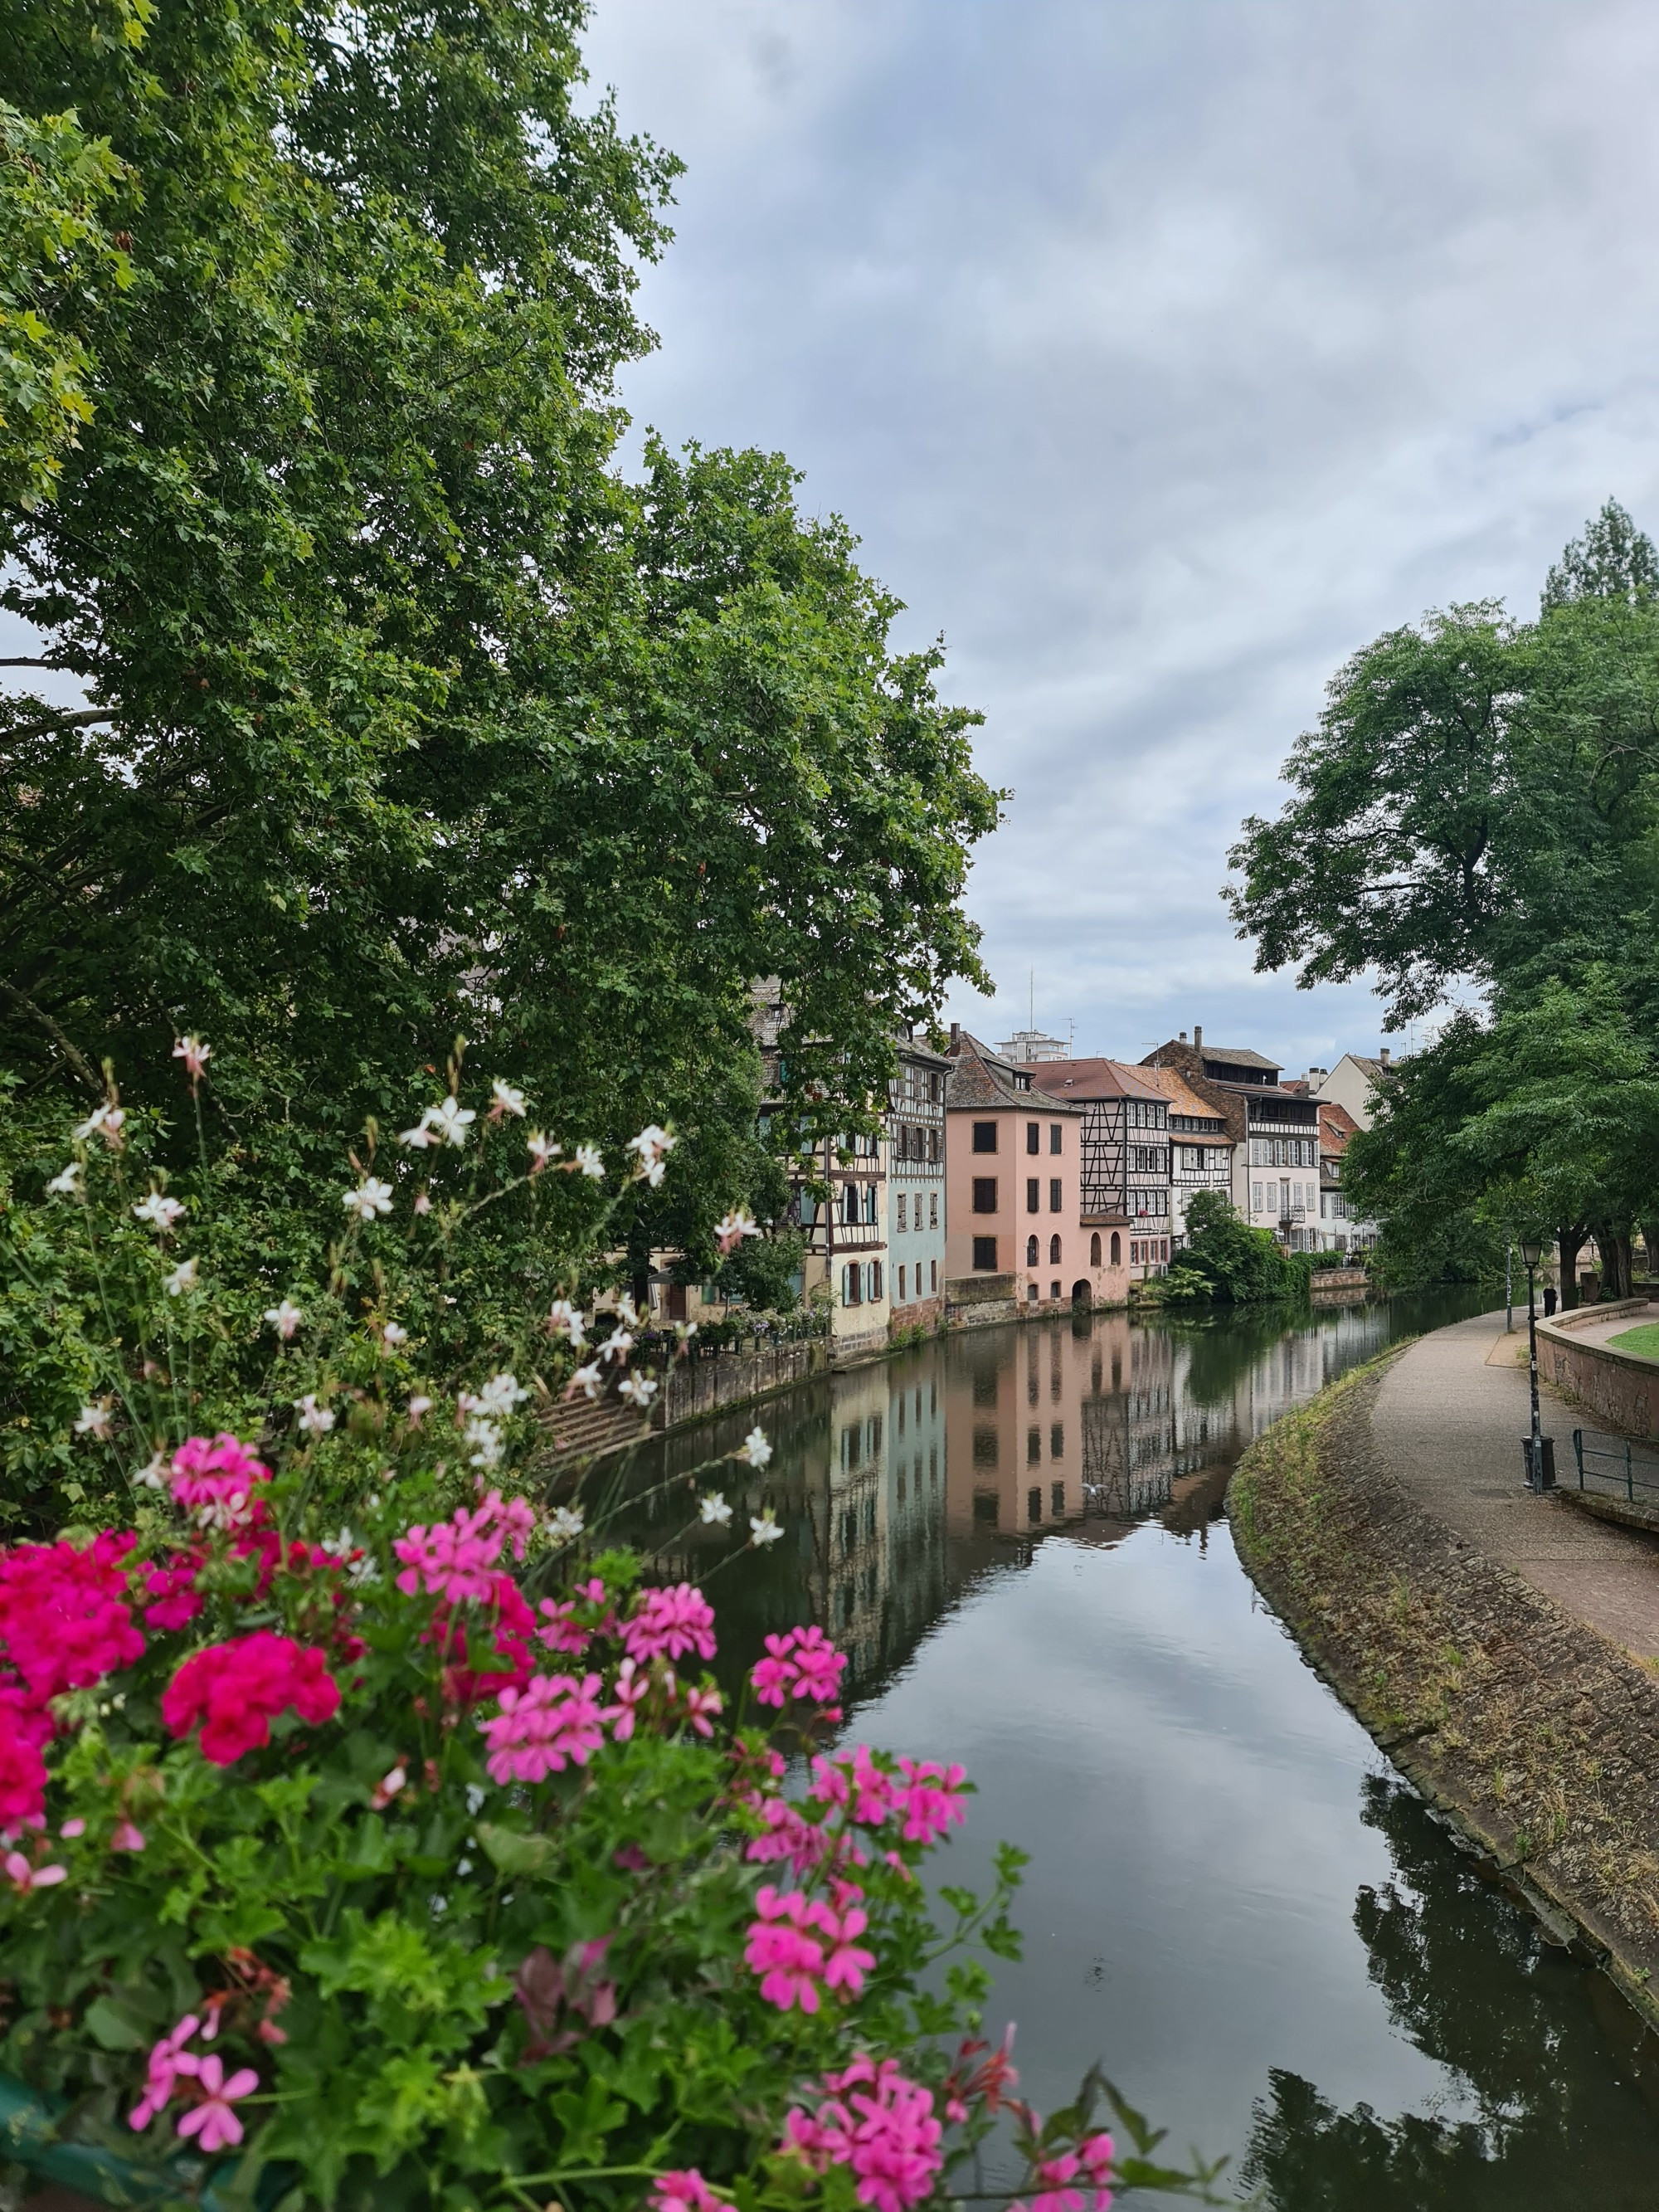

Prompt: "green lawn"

[1607,1323,1659,1360]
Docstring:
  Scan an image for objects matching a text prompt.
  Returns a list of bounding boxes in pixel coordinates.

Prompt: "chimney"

[1379,1045,1391,1067]
[1179,1029,1188,1044]
[1193,1024,1202,1051]
[949,1021,960,1051]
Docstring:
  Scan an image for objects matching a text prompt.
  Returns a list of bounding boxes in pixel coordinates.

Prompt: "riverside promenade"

[1373,1308,1659,1658]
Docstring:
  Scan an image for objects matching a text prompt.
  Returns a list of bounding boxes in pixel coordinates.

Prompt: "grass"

[1608,1323,1659,1361]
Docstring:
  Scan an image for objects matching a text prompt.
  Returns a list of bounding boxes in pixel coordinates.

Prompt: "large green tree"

[0,0,996,1230]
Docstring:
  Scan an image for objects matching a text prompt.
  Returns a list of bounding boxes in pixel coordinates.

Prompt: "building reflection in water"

[594,1294,1457,1705]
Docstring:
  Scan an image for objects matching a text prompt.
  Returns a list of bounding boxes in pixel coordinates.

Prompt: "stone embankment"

[1230,1317,1659,2032]
[1536,1297,1659,1441]
[547,1338,827,1462]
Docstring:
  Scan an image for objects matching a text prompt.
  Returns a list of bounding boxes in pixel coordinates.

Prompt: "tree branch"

[0,977,103,1098]
[0,706,118,746]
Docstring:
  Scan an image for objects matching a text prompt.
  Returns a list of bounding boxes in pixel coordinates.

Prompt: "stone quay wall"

[1537,1298,1659,1443]
[1229,1349,1659,2034]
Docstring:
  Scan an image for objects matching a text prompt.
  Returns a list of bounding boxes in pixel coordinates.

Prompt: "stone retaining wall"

[1537,1298,1659,1442]
[659,1339,825,1424]
[1229,1352,1659,2034]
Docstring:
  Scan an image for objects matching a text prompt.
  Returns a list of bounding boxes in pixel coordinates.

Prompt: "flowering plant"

[0,1050,1224,2210]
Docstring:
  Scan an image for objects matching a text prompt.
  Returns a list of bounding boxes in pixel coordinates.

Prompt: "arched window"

[1025,1234,1039,1266]
[1110,1230,1121,1266]
[1090,1231,1102,1266]
[1048,1234,1062,1264]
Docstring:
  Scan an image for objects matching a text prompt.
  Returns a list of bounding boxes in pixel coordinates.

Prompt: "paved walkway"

[1372,1308,1659,1658]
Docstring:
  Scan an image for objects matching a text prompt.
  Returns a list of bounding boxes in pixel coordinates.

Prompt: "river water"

[601,1292,1659,2207]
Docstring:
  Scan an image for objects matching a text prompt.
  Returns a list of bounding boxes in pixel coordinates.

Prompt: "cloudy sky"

[582,0,1659,1073]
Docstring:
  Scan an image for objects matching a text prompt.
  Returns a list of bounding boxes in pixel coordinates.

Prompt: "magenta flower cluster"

[128,2013,258,2153]
[749,1625,849,1710]
[393,1488,536,1604]
[742,1882,876,2014]
[783,2055,946,2212]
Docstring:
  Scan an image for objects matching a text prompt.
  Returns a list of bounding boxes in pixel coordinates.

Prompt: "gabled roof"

[1318,1099,1360,1155]
[1199,1047,1282,1074]
[1028,1056,1166,1104]
[946,1031,1081,1113]
[1140,1065,1232,1127]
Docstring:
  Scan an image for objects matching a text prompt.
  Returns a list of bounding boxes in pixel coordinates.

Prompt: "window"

[1051,1480,1065,1516]
[1048,1233,1061,1264]
[1027,1426,1041,1464]
[1049,1123,1063,1154]
[843,1182,859,1225]
[1026,1123,1040,1154]
[1252,1182,1264,1215]
[898,1264,907,1301]
[1049,1280,1060,1298]
[1050,1423,1064,1459]
[930,1259,937,1291]
[1160,1240,1169,1262]
[1026,1177,1039,1211]
[1090,1231,1102,1266]
[929,1128,939,1163]
[868,1260,882,1300]
[1026,1235,1039,1265]
[929,1074,941,1103]
[1110,1231,1121,1265]
[972,1428,999,1467]
[972,1177,998,1214]
[1048,1177,1062,1212]
[1027,1283,1039,1301]
[929,1193,938,1228]
[897,1194,907,1232]
[1028,1487,1043,1524]
[1131,1240,1139,1264]
[972,1236,998,1270]
[842,1264,861,1305]
[972,1122,997,1153]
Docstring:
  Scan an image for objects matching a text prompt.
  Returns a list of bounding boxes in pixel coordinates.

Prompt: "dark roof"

[1029,1057,1167,1105]
[1199,1046,1282,1073]
[946,1031,1080,1113]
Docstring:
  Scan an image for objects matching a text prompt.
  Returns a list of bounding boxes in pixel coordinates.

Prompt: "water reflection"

[1240,1776,1659,2210]
[594,1288,1659,2201]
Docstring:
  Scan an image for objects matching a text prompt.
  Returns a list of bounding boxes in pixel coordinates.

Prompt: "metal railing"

[1570,1428,1659,1505]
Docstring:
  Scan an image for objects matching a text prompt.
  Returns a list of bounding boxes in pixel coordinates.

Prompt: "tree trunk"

[1558,1225,1587,1309]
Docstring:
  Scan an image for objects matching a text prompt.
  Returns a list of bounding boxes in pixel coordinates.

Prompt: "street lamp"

[1520,1236,1554,1490]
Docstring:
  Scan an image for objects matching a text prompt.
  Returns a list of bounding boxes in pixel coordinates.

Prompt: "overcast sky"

[582,0,1659,1073]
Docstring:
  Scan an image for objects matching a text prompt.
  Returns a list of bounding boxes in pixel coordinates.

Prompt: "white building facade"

[887,1034,949,1333]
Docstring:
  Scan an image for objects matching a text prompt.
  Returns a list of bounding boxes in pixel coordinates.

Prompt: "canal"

[602,1291,1659,2206]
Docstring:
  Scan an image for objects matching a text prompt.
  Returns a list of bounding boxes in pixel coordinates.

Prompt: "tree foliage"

[1163,1190,1311,1307]
[0,0,998,1276]
[1230,502,1659,1290]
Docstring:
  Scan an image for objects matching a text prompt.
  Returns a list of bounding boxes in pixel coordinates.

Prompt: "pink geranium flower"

[161,1632,340,1765]
[175,2053,259,2153]
[747,1625,848,1709]
[624,1583,717,1664]
[128,2015,202,2132]
[649,2171,724,2212]
[168,1435,270,1531]
[2,1849,66,1893]
[780,2055,943,2212]
[480,1672,608,1784]
[896,1756,968,1844]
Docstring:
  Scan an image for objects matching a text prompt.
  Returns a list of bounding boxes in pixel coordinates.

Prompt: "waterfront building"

[1139,1062,1233,1247]
[943,1030,1108,1316]
[1141,1029,1321,1247]
[1314,1098,1379,1255]
[1029,1057,1170,1282]
[793,1124,890,1359]
[886,1029,950,1333]
[1306,1050,1395,1132]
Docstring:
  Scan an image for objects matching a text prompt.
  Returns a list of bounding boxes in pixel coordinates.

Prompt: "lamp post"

[1520,1236,1553,1490]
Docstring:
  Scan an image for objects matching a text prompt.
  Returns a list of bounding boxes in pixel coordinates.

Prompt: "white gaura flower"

[406,1394,433,1427]
[342,1177,394,1221]
[398,1118,435,1150]
[572,1143,605,1182]
[546,1299,586,1347]
[462,1372,528,1419]
[465,1418,504,1469]
[72,1103,125,1146]
[264,1298,304,1340]
[570,1360,603,1400]
[614,1291,640,1328]
[698,1493,734,1526]
[736,1427,774,1469]
[46,1163,80,1196]
[163,1257,199,1297]
[618,1372,658,1410]
[295,1393,336,1436]
[413,1189,432,1216]
[381,1321,408,1347]
[599,1328,634,1365]
[489,1079,527,1120]
[172,1035,212,1079]
[429,1096,476,1148]
[626,1125,676,1187]
[748,1510,784,1547]
[674,1320,699,1344]
[74,1401,113,1438]
[714,1208,761,1255]
[136,1451,167,1490]
[527,1131,560,1173]
[134,1191,185,1233]
[547,1504,586,1544]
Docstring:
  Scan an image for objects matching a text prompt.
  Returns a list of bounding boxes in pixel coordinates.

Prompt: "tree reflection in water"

[1240,1775,1659,2211]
